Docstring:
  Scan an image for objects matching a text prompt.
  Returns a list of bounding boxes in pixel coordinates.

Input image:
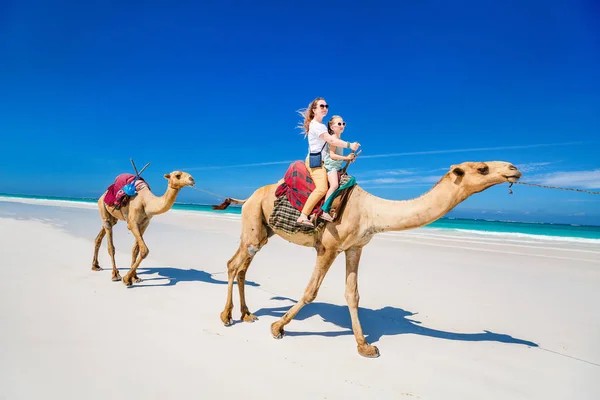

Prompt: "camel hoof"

[92,265,103,271]
[122,278,133,287]
[133,277,142,283]
[112,275,122,282]
[242,314,258,323]
[271,322,285,339]
[358,344,380,358]
[220,311,233,326]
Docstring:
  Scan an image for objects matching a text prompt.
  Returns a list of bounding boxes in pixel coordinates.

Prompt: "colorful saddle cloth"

[103,173,149,208]
[269,161,356,235]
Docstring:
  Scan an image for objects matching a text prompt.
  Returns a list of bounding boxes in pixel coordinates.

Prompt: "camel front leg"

[122,223,148,287]
[92,227,106,271]
[345,247,379,358]
[130,220,149,284]
[220,245,257,325]
[271,248,338,339]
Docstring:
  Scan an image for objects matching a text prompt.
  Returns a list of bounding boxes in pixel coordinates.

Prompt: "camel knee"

[139,246,149,259]
[303,289,320,304]
[345,291,360,308]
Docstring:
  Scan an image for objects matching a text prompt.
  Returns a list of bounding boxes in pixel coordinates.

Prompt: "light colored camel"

[216,161,522,357]
[92,171,195,287]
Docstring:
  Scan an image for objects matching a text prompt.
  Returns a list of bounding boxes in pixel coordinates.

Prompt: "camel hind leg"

[220,200,269,326]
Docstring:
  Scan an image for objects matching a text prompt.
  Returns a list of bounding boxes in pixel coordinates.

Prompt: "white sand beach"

[1,197,599,400]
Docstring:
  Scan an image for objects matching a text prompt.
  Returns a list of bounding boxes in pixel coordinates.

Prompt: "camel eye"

[175,174,181,179]
[478,166,489,175]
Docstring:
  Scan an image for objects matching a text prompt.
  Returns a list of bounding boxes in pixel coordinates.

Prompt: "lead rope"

[508,181,600,195]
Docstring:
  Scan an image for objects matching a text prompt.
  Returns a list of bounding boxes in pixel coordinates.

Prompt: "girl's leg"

[321,171,339,221]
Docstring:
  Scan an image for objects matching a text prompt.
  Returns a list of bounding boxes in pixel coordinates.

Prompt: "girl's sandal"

[320,213,334,222]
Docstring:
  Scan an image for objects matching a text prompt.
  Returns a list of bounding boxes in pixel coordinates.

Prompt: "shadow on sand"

[254,296,538,347]
[131,267,260,288]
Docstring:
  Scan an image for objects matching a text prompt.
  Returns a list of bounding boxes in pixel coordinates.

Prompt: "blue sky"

[1,0,599,224]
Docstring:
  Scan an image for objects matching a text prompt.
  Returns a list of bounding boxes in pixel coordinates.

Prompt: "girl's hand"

[346,153,356,161]
[350,142,360,151]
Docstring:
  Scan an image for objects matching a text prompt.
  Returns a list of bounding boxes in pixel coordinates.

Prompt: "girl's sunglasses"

[336,122,346,126]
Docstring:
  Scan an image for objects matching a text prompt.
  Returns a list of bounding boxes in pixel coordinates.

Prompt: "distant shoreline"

[2,193,600,242]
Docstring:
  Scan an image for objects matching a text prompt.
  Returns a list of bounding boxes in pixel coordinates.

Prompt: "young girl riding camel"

[320,115,355,222]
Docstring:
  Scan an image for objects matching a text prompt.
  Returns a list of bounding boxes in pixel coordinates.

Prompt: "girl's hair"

[327,115,343,135]
[297,97,325,134]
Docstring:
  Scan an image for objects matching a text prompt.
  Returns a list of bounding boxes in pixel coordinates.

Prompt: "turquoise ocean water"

[2,193,600,241]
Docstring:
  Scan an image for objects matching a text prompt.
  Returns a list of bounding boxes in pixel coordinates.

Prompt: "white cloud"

[376,169,415,176]
[182,141,590,171]
[358,141,588,159]
[359,174,442,187]
[359,177,416,184]
[533,170,600,189]
[516,161,555,173]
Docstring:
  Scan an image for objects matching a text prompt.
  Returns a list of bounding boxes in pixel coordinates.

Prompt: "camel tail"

[211,198,247,210]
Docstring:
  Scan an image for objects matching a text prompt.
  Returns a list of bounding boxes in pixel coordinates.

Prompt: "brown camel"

[216,161,522,357]
[92,171,195,287]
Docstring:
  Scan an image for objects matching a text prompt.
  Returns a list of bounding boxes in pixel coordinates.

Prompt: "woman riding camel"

[296,97,360,227]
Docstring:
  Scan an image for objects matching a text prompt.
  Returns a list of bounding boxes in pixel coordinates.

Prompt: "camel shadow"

[132,267,260,288]
[254,296,538,347]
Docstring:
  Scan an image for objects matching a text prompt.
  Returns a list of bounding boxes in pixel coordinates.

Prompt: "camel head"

[164,171,196,189]
[446,161,522,194]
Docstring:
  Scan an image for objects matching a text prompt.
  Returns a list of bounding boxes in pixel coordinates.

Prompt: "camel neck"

[368,177,468,233]
[144,185,180,216]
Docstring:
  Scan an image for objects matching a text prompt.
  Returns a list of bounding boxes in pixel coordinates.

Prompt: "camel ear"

[451,165,465,177]
[164,173,170,179]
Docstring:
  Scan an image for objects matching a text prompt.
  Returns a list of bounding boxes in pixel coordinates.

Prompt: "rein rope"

[508,181,600,195]
[190,186,231,200]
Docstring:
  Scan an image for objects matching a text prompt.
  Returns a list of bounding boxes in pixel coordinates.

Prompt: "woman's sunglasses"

[317,104,329,109]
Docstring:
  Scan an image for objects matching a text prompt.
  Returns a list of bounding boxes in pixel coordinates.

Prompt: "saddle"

[269,161,356,235]
[103,173,149,209]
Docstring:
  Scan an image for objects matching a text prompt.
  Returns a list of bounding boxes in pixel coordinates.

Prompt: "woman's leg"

[297,159,328,223]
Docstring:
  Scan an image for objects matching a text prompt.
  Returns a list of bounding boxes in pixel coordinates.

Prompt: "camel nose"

[508,164,518,171]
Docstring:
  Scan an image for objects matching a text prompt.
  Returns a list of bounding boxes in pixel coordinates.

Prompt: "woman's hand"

[346,153,356,162]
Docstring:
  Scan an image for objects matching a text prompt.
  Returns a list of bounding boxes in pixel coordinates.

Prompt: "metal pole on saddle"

[130,158,151,179]
[123,159,151,197]
[341,149,361,175]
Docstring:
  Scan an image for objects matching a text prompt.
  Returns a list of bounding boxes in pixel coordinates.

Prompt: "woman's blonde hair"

[297,97,325,134]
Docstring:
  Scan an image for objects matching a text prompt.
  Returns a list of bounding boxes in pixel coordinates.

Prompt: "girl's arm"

[329,146,354,161]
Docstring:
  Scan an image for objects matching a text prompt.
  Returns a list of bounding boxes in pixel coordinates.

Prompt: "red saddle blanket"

[103,173,149,207]
[275,161,324,216]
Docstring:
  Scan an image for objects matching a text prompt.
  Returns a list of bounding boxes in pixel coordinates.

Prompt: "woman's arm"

[320,133,360,151]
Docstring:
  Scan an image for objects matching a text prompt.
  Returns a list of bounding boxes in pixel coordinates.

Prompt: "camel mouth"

[503,174,521,183]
